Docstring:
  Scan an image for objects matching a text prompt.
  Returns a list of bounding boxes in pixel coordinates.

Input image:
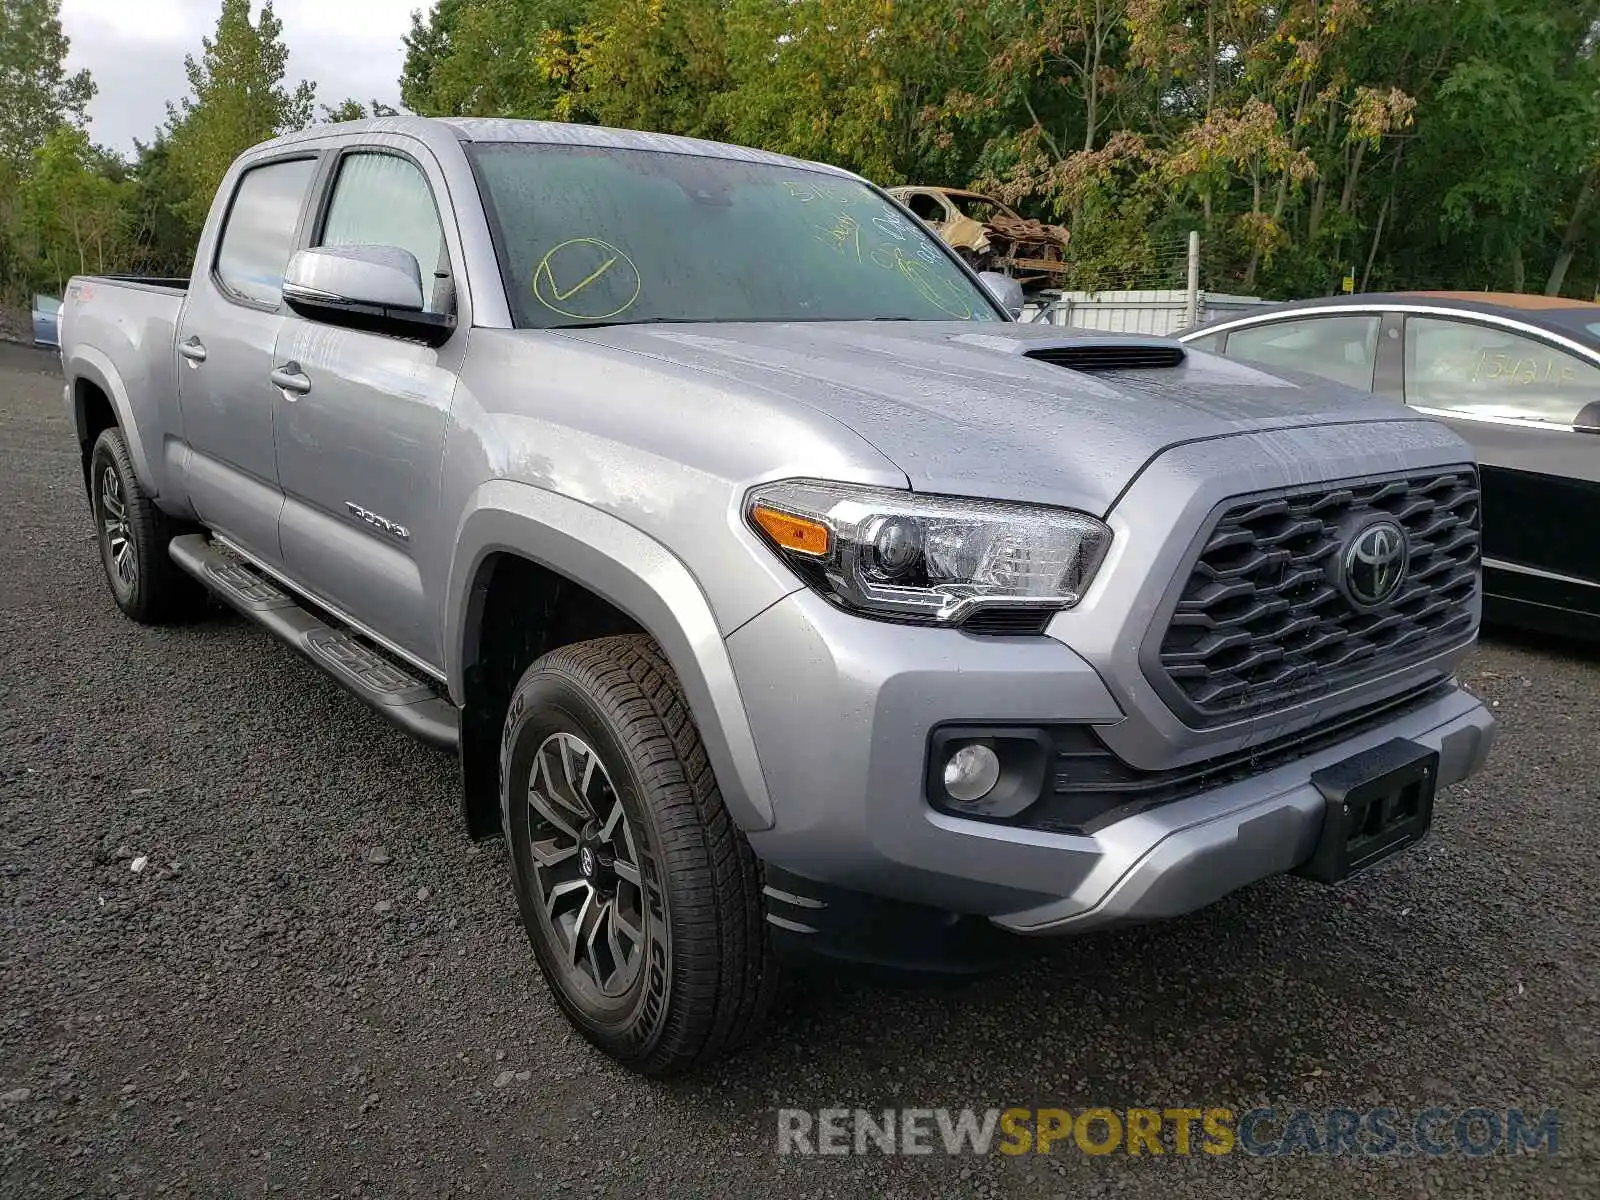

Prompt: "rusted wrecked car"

[887,186,1069,290]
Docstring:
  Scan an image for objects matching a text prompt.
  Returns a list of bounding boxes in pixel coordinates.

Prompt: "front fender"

[444,480,776,832]
[68,348,159,495]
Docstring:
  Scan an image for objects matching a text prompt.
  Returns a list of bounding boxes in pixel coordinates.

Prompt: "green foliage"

[126,136,202,279]
[13,126,135,293]
[0,0,101,302]
[7,0,1600,313]
[1405,0,1600,292]
[402,0,1600,298]
[164,0,316,228]
[400,0,592,118]
[543,0,729,138]
[713,0,996,183]
[400,0,471,113]
[319,99,400,123]
[0,0,94,172]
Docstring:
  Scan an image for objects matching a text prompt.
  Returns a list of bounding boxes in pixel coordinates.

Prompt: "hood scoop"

[1022,339,1187,372]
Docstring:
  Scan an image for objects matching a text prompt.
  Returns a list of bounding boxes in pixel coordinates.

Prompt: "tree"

[165,0,315,227]
[401,0,471,113]
[126,136,202,279]
[3,0,1599,312]
[713,0,995,183]
[541,0,729,138]
[319,98,400,122]
[0,0,95,172]
[15,126,135,293]
[400,0,591,119]
[1423,0,1600,291]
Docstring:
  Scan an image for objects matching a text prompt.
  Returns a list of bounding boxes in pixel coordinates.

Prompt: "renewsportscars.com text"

[776,1106,1558,1158]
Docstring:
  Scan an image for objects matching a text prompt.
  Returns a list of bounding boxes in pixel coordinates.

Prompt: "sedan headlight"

[745,480,1112,624]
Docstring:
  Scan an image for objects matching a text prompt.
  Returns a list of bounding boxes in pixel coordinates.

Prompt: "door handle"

[270,363,312,398]
[178,337,207,364]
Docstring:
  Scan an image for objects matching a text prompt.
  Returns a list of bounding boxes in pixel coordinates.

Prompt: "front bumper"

[729,589,1495,938]
[989,691,1492,933]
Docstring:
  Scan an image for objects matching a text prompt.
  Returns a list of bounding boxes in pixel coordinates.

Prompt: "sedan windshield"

[468,143,1002,329]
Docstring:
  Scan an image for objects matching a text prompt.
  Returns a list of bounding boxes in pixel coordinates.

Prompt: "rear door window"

[214,158,319,307]
[1404,315,1600,425]
[1224,315,1381,391]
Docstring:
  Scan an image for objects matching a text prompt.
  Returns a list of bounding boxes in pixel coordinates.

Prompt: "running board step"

[168,534,459,752]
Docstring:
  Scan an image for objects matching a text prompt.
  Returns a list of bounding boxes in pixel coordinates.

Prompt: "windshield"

[468,144,1002,328]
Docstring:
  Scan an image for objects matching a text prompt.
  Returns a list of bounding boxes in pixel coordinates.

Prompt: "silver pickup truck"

[60,116,1495,1075]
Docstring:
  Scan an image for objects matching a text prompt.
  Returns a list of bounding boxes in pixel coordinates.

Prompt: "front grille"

[1151,467,1480,724]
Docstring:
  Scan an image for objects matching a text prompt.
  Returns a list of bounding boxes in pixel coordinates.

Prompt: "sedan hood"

[555,321,1424,514]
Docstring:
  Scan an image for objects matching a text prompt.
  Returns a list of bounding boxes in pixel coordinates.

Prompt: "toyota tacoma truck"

[59,116,1495,1075]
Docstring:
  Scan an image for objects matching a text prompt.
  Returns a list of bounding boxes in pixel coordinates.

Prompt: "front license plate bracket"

[1296,737,1439,884]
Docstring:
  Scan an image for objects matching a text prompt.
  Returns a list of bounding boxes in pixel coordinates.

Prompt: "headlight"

[745,480,1112,624]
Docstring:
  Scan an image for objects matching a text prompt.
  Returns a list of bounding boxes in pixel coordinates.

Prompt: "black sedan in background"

[1181,292,1600,641]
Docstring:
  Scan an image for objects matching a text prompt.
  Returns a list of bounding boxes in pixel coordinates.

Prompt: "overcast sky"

[61,0,412,155]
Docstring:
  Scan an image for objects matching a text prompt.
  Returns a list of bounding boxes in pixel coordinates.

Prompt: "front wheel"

[501,635,776,1075]
[89,428,205,624]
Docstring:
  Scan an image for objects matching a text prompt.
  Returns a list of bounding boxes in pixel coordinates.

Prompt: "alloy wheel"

[526,732,648,998]
[100,465,137,593]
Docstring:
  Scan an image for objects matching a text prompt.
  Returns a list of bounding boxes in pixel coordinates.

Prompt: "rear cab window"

[213,158,320,307]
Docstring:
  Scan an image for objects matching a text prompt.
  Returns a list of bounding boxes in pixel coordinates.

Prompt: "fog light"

[943,743,1001,804]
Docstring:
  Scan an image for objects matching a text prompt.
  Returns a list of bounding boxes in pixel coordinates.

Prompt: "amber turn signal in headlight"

[750,504,831,557]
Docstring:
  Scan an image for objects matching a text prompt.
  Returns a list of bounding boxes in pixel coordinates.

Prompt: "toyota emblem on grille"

[1341,518,1408,608]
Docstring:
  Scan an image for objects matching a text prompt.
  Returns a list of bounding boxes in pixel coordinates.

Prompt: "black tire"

[89,427,206,624]
[501,634,777,1075]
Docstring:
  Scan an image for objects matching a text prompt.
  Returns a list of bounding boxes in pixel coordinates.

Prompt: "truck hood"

[555,321,1426,515]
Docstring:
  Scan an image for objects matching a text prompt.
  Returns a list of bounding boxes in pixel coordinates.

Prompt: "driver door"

[272,147,462,668]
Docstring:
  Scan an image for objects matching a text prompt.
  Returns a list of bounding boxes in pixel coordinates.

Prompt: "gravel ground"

[1,339,1595,1198]
[0,310,36,346]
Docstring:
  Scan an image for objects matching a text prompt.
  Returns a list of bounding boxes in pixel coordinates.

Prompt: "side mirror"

[282,245,454,346]
[978,270,1025,319]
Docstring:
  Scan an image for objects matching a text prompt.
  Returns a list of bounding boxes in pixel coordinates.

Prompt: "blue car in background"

[32,294,61,348]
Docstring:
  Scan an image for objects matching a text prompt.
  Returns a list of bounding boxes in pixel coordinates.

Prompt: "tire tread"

[90,428,205,624]
[510,634,776,1074]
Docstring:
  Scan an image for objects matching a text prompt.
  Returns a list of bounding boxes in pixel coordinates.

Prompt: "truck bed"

[59,274,190,494]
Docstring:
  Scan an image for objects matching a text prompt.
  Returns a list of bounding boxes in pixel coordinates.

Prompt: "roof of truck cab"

[249,115,856,177]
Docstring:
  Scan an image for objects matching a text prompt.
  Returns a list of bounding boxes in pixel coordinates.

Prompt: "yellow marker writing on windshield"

[548,253,618,301]
[532,238,641,320]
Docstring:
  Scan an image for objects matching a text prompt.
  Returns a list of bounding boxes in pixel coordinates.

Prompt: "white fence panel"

[1020,289,1275,336]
